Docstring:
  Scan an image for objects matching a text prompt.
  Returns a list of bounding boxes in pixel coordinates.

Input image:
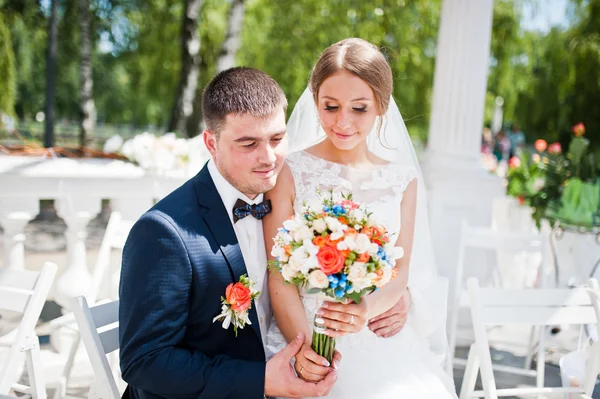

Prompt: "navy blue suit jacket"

[119,164,266,399]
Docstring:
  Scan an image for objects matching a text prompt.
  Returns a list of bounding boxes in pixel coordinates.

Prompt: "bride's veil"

[287,87,452,374]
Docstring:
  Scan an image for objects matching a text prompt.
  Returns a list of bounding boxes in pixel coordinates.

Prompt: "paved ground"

[2,207,599,398]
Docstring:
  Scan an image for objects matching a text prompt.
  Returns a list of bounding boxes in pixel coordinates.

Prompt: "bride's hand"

[316,300,368,338]
[294,341,340,382]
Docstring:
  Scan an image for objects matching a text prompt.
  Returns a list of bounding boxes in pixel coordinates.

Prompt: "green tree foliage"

[2,0,599,150]
[0,11,16,116]
[238,0,441,141]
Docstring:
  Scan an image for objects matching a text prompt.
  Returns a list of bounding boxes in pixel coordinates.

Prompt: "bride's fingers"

[303,345,332,367]
[317,309,355,325]
[322,301,365,317]
[296,357,331,381]
[296,364,327,383]
[322,318,360,334]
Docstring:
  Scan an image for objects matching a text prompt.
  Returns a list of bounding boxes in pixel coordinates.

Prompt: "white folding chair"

[0,262,58,399]
[69,297,120,399]
[460,277,600,399]
[448,220,546,377]
[47,212,130,398]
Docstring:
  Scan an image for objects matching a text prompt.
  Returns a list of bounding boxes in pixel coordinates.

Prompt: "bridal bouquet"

[270,192,403,363]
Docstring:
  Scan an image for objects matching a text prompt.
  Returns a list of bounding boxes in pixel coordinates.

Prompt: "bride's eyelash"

[324,105,367,113]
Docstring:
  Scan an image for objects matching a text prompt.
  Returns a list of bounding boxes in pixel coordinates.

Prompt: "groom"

[119,67,339,399]
[119,67,412,398]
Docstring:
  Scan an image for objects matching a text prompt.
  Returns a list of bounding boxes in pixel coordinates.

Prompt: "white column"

[423,0,504,280]
[54,196,101,310]
[0,199,39,269]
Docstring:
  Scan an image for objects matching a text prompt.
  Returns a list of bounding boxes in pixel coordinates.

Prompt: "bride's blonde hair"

[309,38,393,116]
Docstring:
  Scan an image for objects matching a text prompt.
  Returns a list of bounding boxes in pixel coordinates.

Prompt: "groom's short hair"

[202,67,288,135]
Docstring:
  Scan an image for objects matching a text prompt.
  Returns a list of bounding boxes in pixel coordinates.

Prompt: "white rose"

[350,209,365,222]
[306,198,324,214]
[325,217,342,232]
[292,225,313,242]
[353,233,372,254]
[283,218,301,232]
[281,265,299,281]
[367,242,380,256]
[337,235,356,251]
[312,218,327,234]
[302,239,320,256]
[347,262,367,283]
[288,256,304,272]
[330,231,344,241]
[365,213,381,228]
[308,270,329,289]
[375,266,393,287]
[302,255,320,274]
[351,275,373,291]
[271,246,289,263]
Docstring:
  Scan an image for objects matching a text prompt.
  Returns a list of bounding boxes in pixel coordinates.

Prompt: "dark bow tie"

[232,198,272,223]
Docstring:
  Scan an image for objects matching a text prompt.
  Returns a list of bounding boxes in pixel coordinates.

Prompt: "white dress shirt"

[207,159,272,350]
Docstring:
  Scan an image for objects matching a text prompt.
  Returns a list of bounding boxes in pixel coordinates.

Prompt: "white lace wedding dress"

[265,150,457,399]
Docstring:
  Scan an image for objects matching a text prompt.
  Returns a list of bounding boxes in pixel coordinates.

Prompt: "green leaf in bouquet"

[345,287,374,304]
[305,288,323,295]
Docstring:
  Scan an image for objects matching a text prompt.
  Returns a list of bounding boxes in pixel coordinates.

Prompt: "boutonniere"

[212,274,260,336]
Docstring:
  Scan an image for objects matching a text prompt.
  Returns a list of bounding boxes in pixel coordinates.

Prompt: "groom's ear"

[203,130,217,157]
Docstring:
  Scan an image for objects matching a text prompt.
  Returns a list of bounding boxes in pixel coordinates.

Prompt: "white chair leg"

[536,326,546,388]
[62,333,81,384]
[26,340,47,399]
[460,344,480,399]
[524,325,537,369]
[51,377,66,399]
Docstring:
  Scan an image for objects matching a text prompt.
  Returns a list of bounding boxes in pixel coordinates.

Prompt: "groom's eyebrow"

[233,130,285,142]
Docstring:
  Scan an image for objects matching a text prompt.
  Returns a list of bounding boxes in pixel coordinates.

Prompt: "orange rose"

[284,245,292,255]
[317,245,345,275]
[361,227,374,239]
[313,236,326,248]
[345,227,358,237]
[374,226,386,236]
[391,268,398,280]
[225,282,252,312]
[337,216,349,225]
[340,249,351,259]
[325,235,342,246]
[357,252,370,262]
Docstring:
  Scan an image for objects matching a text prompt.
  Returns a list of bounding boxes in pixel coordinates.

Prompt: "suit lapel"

[193,165,262,342]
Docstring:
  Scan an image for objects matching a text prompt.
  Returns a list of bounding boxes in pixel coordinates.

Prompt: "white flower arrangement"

[103,132,210,174]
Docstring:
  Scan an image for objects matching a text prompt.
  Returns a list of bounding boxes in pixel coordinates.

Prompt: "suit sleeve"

[119,211,266,399]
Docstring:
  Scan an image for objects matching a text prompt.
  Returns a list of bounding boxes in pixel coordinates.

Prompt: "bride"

[263,38,457,398]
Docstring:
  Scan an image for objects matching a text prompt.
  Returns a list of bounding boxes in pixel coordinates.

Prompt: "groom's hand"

[368,289,412,337]
[265,332,338,398]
